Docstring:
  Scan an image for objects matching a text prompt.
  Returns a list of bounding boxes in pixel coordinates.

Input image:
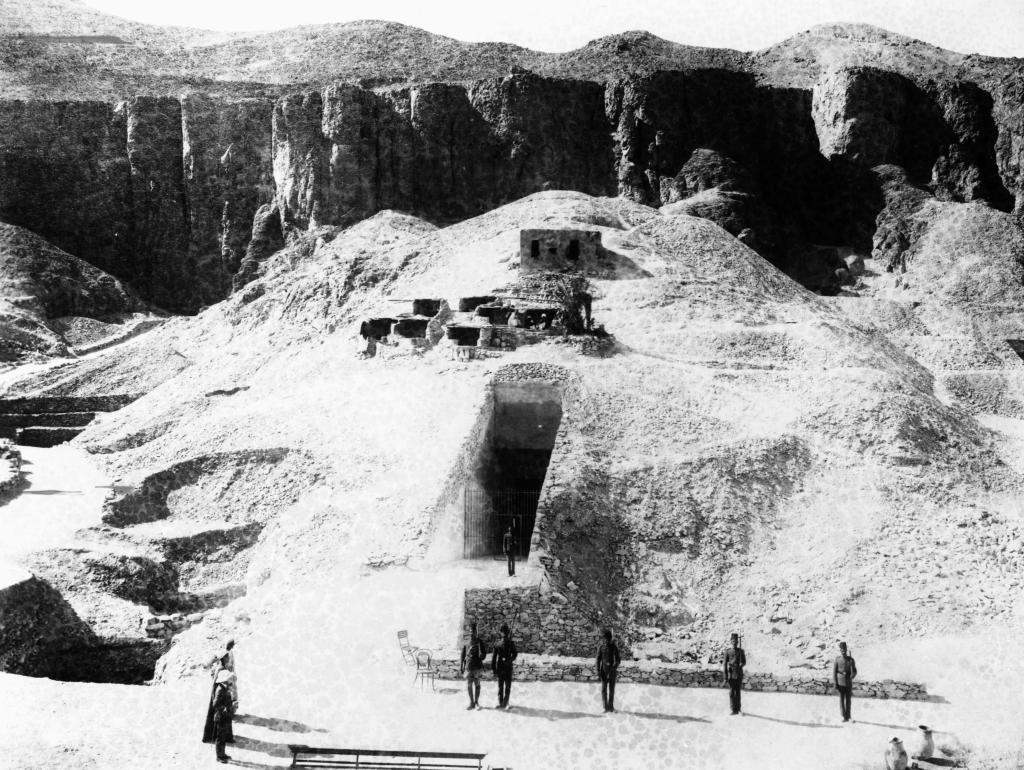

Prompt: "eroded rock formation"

[0,16,1021,311]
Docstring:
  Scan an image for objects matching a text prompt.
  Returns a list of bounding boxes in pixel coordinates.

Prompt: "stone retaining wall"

[71,319,165,356]
[0,440,21,494]
[145,584,246,639]
[15,426,84,447]
[463,585,597,657]
[0,395,139,414]
[432,654,930,701]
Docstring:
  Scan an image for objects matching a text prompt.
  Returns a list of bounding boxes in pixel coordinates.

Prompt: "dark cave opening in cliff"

[463,382,562,560]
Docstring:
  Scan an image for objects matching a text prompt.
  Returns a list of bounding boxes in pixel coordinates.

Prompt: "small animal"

[885,737,909,770]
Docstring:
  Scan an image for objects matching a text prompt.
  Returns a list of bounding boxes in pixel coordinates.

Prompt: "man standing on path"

[833,641,857,722]
[503,526,516,577]
[491,622,518,709]
[211,668,235,764]
[596,628,621,713]
[203,655,236,760]
[723,633,746,715]
[460,621,487,710]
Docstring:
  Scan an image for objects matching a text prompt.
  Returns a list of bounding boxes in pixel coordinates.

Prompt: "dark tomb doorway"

[463,382,562,559]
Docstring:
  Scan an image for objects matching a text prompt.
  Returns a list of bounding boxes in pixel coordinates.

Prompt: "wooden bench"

[288,745,488,769]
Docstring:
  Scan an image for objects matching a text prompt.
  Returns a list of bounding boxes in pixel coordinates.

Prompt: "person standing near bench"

[723,633,746,715]
[491,622,518,709]
[460,621,487,711]
[833,641,858,722]
[503,526,516,577]
[596,628,621,713]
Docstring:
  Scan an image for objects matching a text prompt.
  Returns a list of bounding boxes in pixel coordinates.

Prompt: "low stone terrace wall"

[463,586,595,657]
[0,440,22,494]
[432,654,930,701]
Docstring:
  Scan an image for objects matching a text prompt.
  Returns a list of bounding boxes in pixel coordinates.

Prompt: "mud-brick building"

[519,229,601,274]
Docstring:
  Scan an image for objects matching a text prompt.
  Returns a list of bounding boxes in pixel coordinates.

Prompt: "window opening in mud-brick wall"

[463,382,562,560]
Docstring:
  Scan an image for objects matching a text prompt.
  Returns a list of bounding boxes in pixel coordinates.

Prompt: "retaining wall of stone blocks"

[0,440,22,494]
[432,654,930,701]
[463,585,598,657]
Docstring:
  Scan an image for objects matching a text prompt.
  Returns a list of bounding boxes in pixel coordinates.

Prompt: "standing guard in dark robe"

[211,673,235,763]
[723,633,746,715]
[491,623,518,709]
[203,656,236,747]
[596,629,621,713]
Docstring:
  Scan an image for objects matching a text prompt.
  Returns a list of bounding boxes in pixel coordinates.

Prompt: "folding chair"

[397,630,418,665]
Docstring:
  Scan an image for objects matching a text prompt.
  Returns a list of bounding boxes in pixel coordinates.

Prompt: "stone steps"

[15,426,85,448]
[0,393,140,447]
[0,395,137,414]
[0,411,96,428]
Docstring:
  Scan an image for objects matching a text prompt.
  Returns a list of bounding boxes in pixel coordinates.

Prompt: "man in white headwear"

[202,655,236,760]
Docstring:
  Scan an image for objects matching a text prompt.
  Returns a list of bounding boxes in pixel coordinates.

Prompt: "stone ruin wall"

[519,229,602,274]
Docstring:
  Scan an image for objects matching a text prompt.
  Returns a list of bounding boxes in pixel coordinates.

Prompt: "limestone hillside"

[3,191,1023,685]
[0,1,1021,312]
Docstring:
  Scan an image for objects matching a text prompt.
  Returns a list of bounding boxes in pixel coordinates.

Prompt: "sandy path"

[0,445,111,561]
[0,665,982,770]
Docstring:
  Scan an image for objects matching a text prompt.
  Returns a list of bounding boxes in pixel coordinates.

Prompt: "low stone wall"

[71,319,165,356]
[0,440,22,494]
[15,426,85,447]
[432,654,930,701]
[145,584,246,639]
[463,585,600,657]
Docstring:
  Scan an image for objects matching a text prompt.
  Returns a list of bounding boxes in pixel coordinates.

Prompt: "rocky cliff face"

[0,16,1021,310]
[812,66,1014,210]
[0,95,275,312]
[271,75,614,231]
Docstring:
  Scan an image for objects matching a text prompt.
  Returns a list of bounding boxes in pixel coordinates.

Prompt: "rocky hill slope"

[0,221,152,363]
[2,192,1022,695]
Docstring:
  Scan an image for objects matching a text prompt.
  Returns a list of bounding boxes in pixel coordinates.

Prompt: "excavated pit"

[463,381,562,559]
[0,571,169,685]
[1,449,326,684]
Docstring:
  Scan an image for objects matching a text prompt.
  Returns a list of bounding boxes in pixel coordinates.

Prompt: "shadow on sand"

[507,706,709,724]
[617,710,710,724]
[234,714,329,734]
[743,713,843,729]
[233,735,293,758]
[505,705,600,721]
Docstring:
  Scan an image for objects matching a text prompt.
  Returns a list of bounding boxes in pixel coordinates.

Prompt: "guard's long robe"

[202,680,235,744]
